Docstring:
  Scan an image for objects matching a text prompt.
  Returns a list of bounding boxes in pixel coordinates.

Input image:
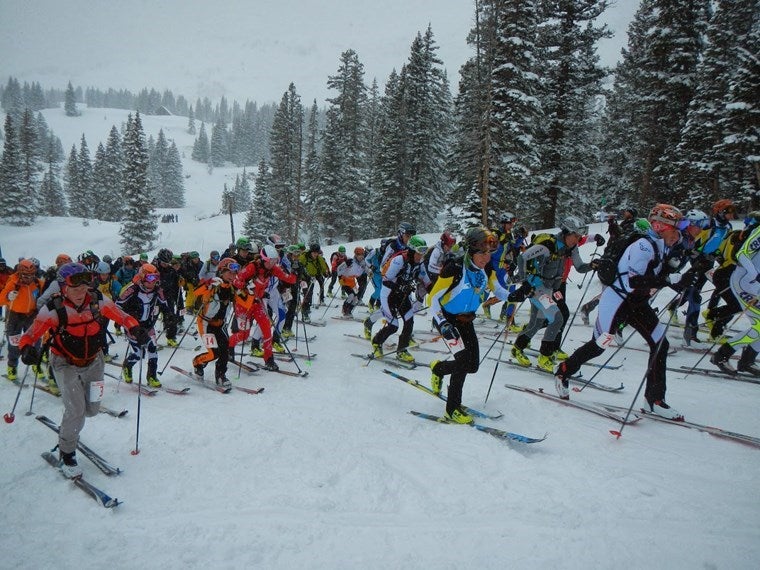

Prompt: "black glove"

[21,345,40,366]
[590,259,600,271]
[129,326,151,346]
[594,234,606,247]
[678,269,701,290]
[508,281,534,303]
[437,321,459,341]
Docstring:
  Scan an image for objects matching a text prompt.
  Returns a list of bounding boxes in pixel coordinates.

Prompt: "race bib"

[202,333,219,348]
[446,337,465,355]
[596,332,614,349]
[90,380,105,402]
[552,290,563,301]
[7,334,21,347]
[537,294,556,309]
[281,289,293,303]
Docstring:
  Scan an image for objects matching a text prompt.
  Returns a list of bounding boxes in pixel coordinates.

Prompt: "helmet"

[407,235,428,255]
[55,254,72,266]
[499,212,517,224]
[684,209,710,230]
[266,234,285,248]
[621,207,639,218]
[398,222,416,236]
[123,255,134,265]
[464,226,498,254]
[309,243,321,253]
[634,218,652,233]
[57,262,91,287]
[236,237,252,250]
[440,230,456,248]
[17,259,37,275]
[649,203,684,235]
[286,245,301,254]
[78,250,97,263]
[156,248,173,264]
[138,263,159,282]
[560,216,587,235]
[216,257,241,274]
[96,261,111,274]
[354,247,365,257]
[189,251,200,259]
[712,199,736,217]
[338,246,346,254]
[260,245,280,264]
[209,250,220,261]
[29,257,41,269]
[744,211,760,227]
[102,255,113,264]
[139,253,148,261]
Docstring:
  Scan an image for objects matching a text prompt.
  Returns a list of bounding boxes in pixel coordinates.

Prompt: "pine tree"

[120,112,158,253]
[100,125,125,221]
[37,137,67,216]
[302,100,323,242]
[269,83,304,243]
[1,77,24,122]
[149,129,169,207]
[187,105,196,135]
[244,158,277,242]
[191,122,209,163]
[209,118,228,167]
[0,114,34,225]
[64,81,79,117]
[18,108,42,208]
[64,144,85,215]
[164,141,186,207]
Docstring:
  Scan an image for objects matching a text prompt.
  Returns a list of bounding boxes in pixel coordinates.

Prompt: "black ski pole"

[131,353,144,456]
[484,311,518,405]
[3,364,31,423]
[562,269,597,347]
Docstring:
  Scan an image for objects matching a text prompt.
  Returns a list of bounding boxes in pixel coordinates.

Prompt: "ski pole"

[25,340,51,417]
[158,306,202,375]
[572,294,678,394]
[610,311,678,440]
[318,284,339,321]
[484,312,517,406]
[131,352,144,456]
[3,364,32,424]
[562,270,597,347]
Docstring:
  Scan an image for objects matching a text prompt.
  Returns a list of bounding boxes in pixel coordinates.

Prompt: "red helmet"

[55,253,73,267]
[17,259,37,275]
[440,231,456,248]
[216,258,241,274]
[354,247,365,257]
[712,199,736,217]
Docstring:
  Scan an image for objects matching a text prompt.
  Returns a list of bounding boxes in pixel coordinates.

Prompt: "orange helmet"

[17,259,37,275]
[649,204,684,234]
[712,199,736,217]
[55,253,73,267]
[354,247,365,257]
[216,258,241,274]
[137,263,160,284]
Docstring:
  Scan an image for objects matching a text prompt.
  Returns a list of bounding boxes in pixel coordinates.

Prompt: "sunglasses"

[66,272,93,287]
[144,273,160,283]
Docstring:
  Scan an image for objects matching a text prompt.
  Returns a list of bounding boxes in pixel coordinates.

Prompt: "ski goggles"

[675,219,691,231]
[222,262,241,273]
[143,273,160,283]
[409,245,429,255]
[65,271,93,287]
[210,253,221,261]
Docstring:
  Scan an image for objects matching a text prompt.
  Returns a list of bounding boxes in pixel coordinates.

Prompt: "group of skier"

[3,197,760,476]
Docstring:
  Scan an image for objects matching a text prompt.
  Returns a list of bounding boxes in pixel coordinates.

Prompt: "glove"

[678,269,701,289]
[437,321,459,341]
[590,259,600,271]
[21,345,40,366]
[210,277,224,287]
[594,234,606,247]
[7,290,18,301]
[232,278,245,290]
[508,281,534,303]
[128,326,151,346]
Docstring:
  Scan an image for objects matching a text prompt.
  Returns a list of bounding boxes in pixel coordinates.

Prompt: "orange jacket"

[0,273,44,315]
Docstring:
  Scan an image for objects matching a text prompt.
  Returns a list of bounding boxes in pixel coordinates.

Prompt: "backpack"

[381,249,407,277]
[596,232,658,286]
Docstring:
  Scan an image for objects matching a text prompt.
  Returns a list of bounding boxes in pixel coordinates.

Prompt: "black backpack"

[596,232,658,286]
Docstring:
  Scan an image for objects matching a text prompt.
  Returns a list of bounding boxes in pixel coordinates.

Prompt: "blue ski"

[409,411,546,444]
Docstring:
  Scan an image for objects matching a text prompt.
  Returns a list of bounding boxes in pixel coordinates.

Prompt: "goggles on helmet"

[222,262,241,273]
[144,273,160,283]
[66,271,93,288]
[410,244,429,255]
[676,219,691,231]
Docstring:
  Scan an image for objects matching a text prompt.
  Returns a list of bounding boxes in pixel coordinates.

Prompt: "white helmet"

[261,245,280,263]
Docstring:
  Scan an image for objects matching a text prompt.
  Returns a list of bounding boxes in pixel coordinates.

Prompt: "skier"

[555,204,697,420]
[327,246,347,297]
[426,230,456,285]
[18,262,148,478]
[94,260,122,363]
[427,227,510,423]
[152,248,181,348]
[191,258,240,389]
[509,216,595,372]
[0,259,45,381]
[199,250,221,281]
[232,245,297,371]
[297,243,330,323]
[337,247,369,317]
[370,237,431,363]
[116,263,172,387]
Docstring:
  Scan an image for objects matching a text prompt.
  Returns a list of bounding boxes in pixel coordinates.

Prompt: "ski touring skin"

[36,415,122,476]
[503,384,641,425]
[41,451,120,508]
[382,368,503,420]
[595,403,760,449]
[409,411,546,444]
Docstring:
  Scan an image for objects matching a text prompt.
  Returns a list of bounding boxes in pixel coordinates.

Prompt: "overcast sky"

[0,0,638,106]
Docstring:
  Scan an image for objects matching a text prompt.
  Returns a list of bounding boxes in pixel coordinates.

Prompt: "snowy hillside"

[1,108,759,569]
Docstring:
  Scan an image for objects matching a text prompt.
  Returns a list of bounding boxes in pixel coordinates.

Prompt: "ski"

[103,371,158,396]
[274,351,316,362]
[351,353,417,370]
[284,334,317,343]
[42,452,121,508]
[492,357,625,392]
[234,385,265,395]
[503,384,640,424]
[303,320,327,327]
[99,405,128,418]
[382,368,502,420]
[667,366,760,385]
[36,415,122,476]
[229,358,261,374]
[409,411,545,444]
[331,315,364,322]
[483,338,624,370]
[245,361,309,377]
[596,403,760,449]
[676,344,739,360]
[33,382,60,396]
[170,365,231,393]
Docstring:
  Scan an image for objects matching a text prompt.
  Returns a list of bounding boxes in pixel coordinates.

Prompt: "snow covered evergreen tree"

[268,83,304,243]
[243,158,276,242]
[187,105,196,134]
[192,122,210,163]
[164,141,186,207]
[209,118,228,167]
[18,108,43,208]
[77,134,94,218]
[64,81,79,117]
[119,112,157,253]
[302,100,323,243]
[99,125,125,221]
[0,114,34,225]
[38,137,67,216]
